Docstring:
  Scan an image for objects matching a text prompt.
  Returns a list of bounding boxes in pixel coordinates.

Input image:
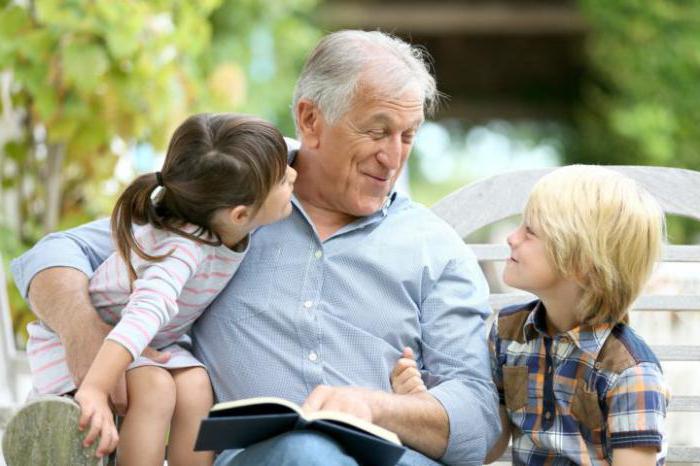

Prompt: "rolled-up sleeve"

[607,362,670,452]
[11,218,114,298]
[420,248,501,465]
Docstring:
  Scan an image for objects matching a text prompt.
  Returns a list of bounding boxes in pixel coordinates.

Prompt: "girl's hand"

[390,347,427,395]
[74,385,120,458]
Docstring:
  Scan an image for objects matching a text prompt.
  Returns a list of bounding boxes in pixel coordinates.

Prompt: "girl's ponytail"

[111,172,170,282]
[109,113,288,282]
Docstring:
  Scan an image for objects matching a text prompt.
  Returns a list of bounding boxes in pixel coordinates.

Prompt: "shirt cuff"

[610,430,663,452]
[11,236,97,299]
[105,332,140,362]
[430,379,499,466]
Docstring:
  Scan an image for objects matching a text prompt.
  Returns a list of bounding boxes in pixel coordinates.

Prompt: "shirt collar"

[523,300,614,359]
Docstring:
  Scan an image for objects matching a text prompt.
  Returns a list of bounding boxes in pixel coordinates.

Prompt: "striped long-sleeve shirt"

[24,224,246,395]
[91,225,246,360]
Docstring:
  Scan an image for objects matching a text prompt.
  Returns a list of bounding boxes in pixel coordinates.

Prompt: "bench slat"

[470,244,700,263]
[668,446,700,463]
[668,395,700,412]
[652,345,700,361]
[490,293,700,312]
[499,445,700,463]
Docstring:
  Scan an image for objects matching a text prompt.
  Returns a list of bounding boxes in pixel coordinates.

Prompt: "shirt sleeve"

[11,218,114,298]
[606,362,670,452]
[105,236,205,361]
[420,247,501,466]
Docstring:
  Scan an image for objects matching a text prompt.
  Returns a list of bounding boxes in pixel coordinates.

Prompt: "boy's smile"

[503,222,561,294]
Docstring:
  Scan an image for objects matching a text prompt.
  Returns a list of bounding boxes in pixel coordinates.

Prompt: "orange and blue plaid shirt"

[489,301,670,465]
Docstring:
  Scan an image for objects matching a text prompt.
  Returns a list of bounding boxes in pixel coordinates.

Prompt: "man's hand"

[302,383,449,459]
[301,385,376,422]
[391,347,427,395]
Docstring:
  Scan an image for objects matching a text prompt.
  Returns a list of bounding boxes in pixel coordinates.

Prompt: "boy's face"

[503,222,564,294]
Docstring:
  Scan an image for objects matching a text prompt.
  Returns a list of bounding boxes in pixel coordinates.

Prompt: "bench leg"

[2,395,103,466]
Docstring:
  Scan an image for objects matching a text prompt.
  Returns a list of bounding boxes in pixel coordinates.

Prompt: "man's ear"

[295,99,322,149]
[229,205,252,225]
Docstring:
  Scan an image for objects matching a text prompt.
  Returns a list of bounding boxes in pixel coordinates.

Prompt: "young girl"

[392,165,670,466]
[25,113,296,465]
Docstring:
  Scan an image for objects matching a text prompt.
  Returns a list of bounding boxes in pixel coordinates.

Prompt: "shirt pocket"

[570,382,604,431]
[503,365,529,411]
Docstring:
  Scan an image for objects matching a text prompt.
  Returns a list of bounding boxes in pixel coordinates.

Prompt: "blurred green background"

[1,0,700,346]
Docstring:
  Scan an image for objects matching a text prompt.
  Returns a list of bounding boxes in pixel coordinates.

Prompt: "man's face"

[311,83,424,218]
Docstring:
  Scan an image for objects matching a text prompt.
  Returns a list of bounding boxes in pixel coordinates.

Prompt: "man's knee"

[230,431,359,466]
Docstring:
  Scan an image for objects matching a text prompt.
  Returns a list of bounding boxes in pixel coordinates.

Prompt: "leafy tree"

[0,0,318,345]
[570,0,700,242]
[208,0,320,136]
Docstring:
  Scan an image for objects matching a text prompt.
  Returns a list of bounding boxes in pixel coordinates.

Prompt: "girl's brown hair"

[111,113,288,280]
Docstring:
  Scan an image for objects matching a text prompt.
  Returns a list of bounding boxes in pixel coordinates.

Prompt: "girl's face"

[503,222,562,294]
[249,165,297,227]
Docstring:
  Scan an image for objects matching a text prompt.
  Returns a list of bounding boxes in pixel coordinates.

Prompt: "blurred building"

[317,0,588,123]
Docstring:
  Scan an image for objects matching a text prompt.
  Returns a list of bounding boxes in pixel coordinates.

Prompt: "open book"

[195,396,406,466]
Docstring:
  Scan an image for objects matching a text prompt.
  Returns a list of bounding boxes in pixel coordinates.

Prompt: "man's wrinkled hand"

[301,385,377,422]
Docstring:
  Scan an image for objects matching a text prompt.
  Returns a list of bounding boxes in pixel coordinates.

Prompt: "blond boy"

[393,165,670,465]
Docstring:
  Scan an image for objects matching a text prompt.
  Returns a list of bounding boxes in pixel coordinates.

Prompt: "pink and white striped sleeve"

[105,235,205,361]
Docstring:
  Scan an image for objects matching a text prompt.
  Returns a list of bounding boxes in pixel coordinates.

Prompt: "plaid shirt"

[489,300,670,466]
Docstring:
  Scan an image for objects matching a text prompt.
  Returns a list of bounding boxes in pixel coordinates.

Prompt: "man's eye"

[367,129,385,138]
[402,133,415,144]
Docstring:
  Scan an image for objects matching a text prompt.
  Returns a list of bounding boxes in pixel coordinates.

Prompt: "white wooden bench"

[1,254,31,465]
[0,255,29,414]
[2,166,698,464]
[431,165,700,465]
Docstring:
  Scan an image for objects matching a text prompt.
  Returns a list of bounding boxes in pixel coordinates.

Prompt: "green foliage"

[207,0,320,135]
[0,0,318,343]
[569,0,700,242]
[572,0,700,168]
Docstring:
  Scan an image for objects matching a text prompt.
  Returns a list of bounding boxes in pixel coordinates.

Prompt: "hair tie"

[155,171,164,187]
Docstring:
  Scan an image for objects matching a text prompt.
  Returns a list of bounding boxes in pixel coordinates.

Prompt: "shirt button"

[314,250,322,259]
[544,411,552,420]
[547,366,553,375]
[303,300,313,309]
[308,351,318,362]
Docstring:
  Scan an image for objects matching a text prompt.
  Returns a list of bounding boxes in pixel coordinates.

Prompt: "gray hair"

[292,30,439,132]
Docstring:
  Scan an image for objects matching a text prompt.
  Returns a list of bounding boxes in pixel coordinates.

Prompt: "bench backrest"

[431,166,700,464]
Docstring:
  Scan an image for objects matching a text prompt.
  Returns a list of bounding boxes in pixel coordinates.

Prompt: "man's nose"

[377,134,403,170]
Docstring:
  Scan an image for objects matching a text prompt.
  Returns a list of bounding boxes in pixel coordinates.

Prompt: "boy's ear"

[295,99,322,149]
[229,205,252,225]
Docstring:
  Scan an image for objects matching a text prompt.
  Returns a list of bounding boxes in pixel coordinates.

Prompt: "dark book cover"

[194,398,406,466]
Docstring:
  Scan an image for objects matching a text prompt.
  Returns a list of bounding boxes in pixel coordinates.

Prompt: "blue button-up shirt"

[12,167,499,465]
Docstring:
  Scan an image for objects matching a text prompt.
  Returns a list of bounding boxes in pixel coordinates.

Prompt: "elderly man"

[11,30,499,465]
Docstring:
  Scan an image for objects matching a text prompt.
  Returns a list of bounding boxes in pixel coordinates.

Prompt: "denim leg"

[214,431,360,466]
[395,448,444,466]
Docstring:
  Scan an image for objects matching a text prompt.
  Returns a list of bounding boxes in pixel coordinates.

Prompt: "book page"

[210,396,302,416]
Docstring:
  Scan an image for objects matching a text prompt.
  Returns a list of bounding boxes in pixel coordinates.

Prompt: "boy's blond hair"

[524,165,665,325]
